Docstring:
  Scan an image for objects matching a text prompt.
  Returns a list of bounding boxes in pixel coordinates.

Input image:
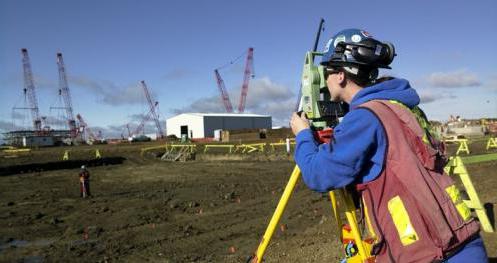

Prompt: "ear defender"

[332,40,396,69]
[381,41,396,67]
[352,39,380,64]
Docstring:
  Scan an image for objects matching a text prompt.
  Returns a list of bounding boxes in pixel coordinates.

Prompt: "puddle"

[23,255,44,263]
[0,238,55,251]
[0,239,55,262]
[0,239,28,249]
[0,157,126,176]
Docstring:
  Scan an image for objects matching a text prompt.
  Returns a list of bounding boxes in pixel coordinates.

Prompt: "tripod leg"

[329,191,343,241]
[339,189,372,262]
[250,165,301,263]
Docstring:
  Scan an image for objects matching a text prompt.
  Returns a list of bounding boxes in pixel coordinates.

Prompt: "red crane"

[140,81,164,138]
[214,69,234,113]
[76,113,100,142]
[56,52,77,137]
[214,47,254,113]
[238,47,254,113]
[21,48,42,130]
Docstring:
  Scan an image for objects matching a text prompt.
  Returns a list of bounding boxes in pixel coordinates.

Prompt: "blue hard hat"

[321,28,395,69]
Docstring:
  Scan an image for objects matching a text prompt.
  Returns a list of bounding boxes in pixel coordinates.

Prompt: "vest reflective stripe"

[387,196,419,246]
[445,185,472,221]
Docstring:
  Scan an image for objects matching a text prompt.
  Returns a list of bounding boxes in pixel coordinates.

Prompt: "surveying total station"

[247,19,372,263]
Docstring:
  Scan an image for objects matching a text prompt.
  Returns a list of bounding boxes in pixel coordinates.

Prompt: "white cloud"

[171,95,226,114]
[0,120,17,132]
[427,69,481,88]
[418,90,458,104]
[244,78,295,105]
[1,73,57,91]
[419,93,439,104]
[4,112,38,131]
[2,72,153,107]
[99,121,161,139]
[171,77,297,126]
[33,74,58,90]
[69,76,154,106]
[129,113,149,122]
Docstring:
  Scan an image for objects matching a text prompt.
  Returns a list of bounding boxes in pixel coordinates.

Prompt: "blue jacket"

[294,78,487,262]
[295,78,419,192]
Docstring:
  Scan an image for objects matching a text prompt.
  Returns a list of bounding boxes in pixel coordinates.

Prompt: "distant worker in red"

[79,165,91,198]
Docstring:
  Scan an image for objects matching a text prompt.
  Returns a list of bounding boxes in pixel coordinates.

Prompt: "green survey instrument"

[300,51,348,131]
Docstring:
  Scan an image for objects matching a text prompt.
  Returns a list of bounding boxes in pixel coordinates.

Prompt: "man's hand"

[291,112,310,136]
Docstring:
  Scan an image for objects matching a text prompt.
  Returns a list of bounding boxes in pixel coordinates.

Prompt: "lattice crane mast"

[132,102,157,136]
[140,81,164,138]
[56,52,77,137]
[76,113,99,142]
[126,124,131,138]
[238,47,254,113]
[21,48,42,130]
[214,69,234,113]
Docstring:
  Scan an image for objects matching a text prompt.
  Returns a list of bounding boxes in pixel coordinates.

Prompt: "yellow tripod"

[249,165,374,263]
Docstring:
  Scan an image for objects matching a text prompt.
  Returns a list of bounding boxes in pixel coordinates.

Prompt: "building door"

[180,125,188,138]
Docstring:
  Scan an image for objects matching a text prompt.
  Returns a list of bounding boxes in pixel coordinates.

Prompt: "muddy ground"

[0,140,496,262]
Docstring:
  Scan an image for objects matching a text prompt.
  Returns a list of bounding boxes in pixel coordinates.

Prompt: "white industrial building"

[166,113,272,139]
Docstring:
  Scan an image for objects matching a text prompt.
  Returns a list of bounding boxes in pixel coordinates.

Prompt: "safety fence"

[138,136,497,156]
[1,148,32,158]
[445,154,497,233]
[1,146,108,161]
[202,143,265,153]
[443,136,497,155]
[141,140,296,156]
[61,149,102,160]
[140,144,196,157]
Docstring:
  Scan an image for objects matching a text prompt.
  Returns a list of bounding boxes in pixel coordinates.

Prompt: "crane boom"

[140,81,164,138]
[126,124,131,138]
[238,47,254,113]
[132,102,157,136]
[76,113,99,142]
[214,69,234,113]
[56,52,77,136]
[21,48,42,130]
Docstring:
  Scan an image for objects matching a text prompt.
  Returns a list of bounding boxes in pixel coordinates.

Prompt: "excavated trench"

[0,152,289,176]
[0,157,126,176]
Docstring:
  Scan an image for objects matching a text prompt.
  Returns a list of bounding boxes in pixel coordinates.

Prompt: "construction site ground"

[0,138,496,262]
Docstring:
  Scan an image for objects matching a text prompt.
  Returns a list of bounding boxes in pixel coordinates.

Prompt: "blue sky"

[1,0,496,137]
